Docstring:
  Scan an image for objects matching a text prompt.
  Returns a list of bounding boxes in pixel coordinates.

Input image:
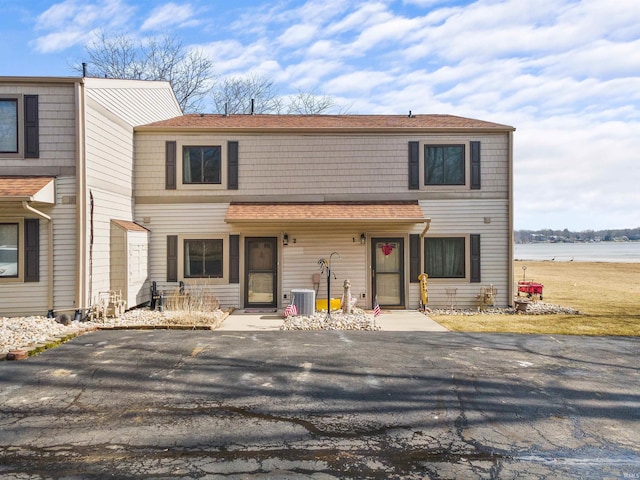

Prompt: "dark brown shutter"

[229,234,240,283]
[167,235,178,282]
[24,95,39,158]
[24,219,39,282]
[227,141,238,190]
[470,141,481,190]
[409,234,420,283]
[165,141,176,190]
[470,234,481,283]
[408,141,419,190]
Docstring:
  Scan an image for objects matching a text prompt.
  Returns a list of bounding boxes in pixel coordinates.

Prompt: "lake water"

[514,242,640,263]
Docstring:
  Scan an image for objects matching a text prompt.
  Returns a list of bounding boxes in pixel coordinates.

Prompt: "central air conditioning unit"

[290,289,315,316]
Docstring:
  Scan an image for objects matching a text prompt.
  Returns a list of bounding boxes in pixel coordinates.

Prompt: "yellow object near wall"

[316,298,341,311]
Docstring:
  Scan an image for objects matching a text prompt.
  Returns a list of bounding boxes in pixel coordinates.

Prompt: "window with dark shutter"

[470,234,481,283]
[24,219,39,282]
[229,234,240,283]
[409,234,420,282]
[470,141,481,189]
[24,95,39,158]
[408,141,419,190]
[165,141,176,190]
[167,235,178,282]
[228,141,238,190]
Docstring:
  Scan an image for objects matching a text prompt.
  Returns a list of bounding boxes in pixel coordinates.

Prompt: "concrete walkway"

[217,309,448,332]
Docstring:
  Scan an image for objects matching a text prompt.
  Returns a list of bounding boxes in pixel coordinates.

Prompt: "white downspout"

[22,201,53,312]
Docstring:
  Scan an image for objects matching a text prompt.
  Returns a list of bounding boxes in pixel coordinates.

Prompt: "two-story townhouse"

[133,114,515,311]
[0,76,182,317]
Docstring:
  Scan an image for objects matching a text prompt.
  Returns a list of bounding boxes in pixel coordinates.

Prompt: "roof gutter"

[22,201,53,313]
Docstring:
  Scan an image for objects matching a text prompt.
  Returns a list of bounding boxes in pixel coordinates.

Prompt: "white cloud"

[277,23,319,48]
[32,0,135,52]
[140,2,197,31]
[20,0,640,229]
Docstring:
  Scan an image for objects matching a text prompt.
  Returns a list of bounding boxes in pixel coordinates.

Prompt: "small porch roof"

[0,176,56,204]
[225,201,428,224]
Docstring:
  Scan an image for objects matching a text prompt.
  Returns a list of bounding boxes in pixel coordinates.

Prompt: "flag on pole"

[373,296,381,316]
[284,296,298,317]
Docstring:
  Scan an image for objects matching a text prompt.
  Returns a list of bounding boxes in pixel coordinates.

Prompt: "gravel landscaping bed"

[1,308,227,358]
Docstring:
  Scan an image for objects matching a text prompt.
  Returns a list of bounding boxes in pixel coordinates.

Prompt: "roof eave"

[136,126,515,134]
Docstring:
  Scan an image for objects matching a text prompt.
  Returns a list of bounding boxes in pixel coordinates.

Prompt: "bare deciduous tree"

[211,73,281,114]
[75,31,214,113]
[286,89,336,114]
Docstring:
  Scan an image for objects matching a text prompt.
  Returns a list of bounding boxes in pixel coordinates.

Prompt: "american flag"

[373,297,381,316]
[284,301,297,317]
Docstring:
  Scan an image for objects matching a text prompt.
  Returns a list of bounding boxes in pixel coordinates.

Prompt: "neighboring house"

[0,76,182,317]
[133,114,515,310]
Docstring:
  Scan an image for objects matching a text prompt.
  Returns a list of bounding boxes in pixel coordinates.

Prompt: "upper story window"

[183,146,221,184]
[424,145,465,186]
[409,140,480,190]
[0,99,19,154]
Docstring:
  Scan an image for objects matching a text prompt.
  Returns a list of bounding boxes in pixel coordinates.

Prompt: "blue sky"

[1,0,639,231]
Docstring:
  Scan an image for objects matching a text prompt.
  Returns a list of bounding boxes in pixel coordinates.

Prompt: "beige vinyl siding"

[0,82,76,173]
[135,203,240,307]
[0,177,76,316]
[420,198,510,308]
[281,227,369,309]
[134,132,509,201]
[51,177,77,311]
[0,210,49,316]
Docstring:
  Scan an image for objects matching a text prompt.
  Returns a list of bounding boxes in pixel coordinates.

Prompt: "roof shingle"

[225,201,427,223]
[139,114,514,131]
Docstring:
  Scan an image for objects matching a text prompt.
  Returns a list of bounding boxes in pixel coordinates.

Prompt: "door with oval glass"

[244,237,277,308]
[371,237,405,308]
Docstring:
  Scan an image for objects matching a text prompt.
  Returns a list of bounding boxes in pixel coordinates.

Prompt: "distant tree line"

[515,228,640,244]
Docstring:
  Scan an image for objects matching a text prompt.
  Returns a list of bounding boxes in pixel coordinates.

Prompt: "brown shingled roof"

[0,177,55,202]
[139,114,514,131]
[111,220,149,232]
[225,201,427,223]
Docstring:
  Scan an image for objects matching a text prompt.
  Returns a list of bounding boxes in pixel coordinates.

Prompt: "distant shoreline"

[514,242,640,263]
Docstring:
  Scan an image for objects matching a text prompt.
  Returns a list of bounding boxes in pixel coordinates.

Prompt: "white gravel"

[2,300,580,357]
[1,308,227,357]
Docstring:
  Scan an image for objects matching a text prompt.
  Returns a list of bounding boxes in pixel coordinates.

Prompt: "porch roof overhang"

[0,177,56,204]
[225,201,429,224]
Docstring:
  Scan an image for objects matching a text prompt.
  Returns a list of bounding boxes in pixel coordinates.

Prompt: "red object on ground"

[6,349,28,361]
[518,281,543,299]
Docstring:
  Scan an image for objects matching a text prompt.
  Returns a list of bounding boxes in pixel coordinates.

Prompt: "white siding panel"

[85,81,182,126]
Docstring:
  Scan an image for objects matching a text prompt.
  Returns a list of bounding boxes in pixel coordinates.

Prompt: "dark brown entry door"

[244,237,277,308]
[371,237,405,308]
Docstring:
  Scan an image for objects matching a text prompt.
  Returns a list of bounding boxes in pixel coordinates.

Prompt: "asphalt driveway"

[0,330,638,479]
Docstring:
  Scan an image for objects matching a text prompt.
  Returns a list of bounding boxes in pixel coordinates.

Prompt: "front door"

[244,237,277,308]
[372,237,405,308]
